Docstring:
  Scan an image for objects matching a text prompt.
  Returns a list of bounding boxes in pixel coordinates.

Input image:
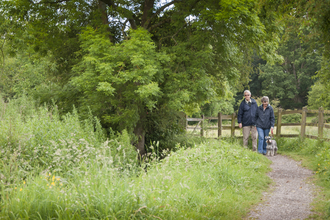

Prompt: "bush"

[282,113,301,123]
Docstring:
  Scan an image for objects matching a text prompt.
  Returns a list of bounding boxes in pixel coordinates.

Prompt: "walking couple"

[237,90,275,155]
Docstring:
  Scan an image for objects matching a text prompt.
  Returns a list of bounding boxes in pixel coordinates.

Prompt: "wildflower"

[49,186,52,189]
[52,176,55,182]
[56,178,60,181]
[15,187,17,189]
[51,182,55,186]
[20,188,22,191]
[23,181,26,184]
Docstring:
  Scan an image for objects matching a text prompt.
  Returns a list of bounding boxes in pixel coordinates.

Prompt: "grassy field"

[0,97,273,219]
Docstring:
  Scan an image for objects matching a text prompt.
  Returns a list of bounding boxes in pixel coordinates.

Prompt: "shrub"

[282,113,302,123]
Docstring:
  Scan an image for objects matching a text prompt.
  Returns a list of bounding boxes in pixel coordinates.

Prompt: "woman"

[255,96,275,155]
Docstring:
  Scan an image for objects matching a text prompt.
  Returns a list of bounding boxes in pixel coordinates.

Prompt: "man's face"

[244,93,251,101]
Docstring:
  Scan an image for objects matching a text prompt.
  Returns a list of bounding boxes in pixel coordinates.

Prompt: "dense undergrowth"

[277,137,330,219]
[0,96,272,219]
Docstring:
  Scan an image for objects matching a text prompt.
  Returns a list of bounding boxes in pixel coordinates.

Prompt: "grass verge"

[1,139,272,219]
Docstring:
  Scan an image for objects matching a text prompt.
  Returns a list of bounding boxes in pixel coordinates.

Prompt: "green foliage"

[308,81,327,109]
[0,95,138,189]
[0,0,290,148]
[308,58,330,109]
[282,113,302,123]
[72,27,169,132]
[257,28,321,108]
[1,139,271,219]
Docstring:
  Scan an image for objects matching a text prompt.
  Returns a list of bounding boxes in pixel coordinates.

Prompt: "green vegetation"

[0,0,330,218]
[0,96,272,219]
[282,113,302,123]
[278,137,330,219]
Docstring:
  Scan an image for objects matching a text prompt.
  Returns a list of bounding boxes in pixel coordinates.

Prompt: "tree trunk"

[141,0,155,28]
[98,0,114,43]
[133,115,146,156]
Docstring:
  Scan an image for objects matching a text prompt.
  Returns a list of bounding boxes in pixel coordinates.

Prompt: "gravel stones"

[247,155,315,220]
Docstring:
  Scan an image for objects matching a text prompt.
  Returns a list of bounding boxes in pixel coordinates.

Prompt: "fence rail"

[186,107,330,141]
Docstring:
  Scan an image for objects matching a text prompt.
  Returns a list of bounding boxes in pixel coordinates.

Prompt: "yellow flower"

[47,184,49,186]
[20,188,22,191]
[23,181,26,184]
[15,187,17,189]
[49,173,51,176]
[51,182,55,186]
[52,176,55,182]
[56,178,60,181]
[49,186,52,189]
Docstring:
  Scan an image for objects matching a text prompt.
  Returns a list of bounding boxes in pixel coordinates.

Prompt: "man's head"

[243,90,251,101]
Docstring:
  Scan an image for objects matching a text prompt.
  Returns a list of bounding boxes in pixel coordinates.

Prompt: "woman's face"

[262,101,268,107]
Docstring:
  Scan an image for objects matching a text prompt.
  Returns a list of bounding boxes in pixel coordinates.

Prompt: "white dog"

[265,136,277,156]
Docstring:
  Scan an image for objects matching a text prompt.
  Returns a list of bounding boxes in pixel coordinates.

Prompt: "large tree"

[1,0,287,153]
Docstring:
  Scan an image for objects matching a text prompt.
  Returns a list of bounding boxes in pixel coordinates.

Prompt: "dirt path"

[247,155,316,220]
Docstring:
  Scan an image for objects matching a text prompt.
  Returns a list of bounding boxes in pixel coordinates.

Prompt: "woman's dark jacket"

[237,98,258,127]
[255,104,275,129]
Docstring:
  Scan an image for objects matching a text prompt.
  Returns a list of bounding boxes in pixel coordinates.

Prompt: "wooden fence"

[186,107,330,141]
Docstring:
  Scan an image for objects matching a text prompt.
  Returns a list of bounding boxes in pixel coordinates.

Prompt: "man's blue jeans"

[256,127,270,154]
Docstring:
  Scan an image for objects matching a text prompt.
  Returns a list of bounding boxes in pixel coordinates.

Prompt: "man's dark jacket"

[237,98,258,127]
[254,104,275,129]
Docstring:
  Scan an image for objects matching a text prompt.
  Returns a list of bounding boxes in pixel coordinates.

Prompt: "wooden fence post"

[201,115,204,137]
[218,112,222,138]
[318,107,324,139]
[276,108,282,138]
[300,107,307,139]
[231,113,236,137]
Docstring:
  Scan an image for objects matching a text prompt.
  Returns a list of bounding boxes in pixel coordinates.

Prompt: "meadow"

[0,97,272,219]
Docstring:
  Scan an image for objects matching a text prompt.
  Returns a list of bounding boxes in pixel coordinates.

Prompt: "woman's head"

[261,96,269,103]
[261,96,269,106]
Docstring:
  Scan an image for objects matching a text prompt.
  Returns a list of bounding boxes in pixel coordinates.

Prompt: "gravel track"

[247,155,316,220]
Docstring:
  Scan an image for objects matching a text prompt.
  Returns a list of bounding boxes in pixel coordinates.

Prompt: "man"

[237,90,258,151]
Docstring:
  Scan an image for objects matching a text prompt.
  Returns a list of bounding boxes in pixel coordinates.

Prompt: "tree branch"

[158,23,187,48]
[101,0,137,29]
[148,17,171,32]
[36,0,70,4]
[143,0,177,29]
[141,0,155,28]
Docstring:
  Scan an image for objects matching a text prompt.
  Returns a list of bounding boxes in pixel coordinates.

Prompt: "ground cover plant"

[278,137,330,219]
[1,139,271,219]
[0,96,273,219]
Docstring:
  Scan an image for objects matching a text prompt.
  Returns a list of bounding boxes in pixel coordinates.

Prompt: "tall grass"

[0,96,137,189]
[0,96,273,219]
[1,139,271,219]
